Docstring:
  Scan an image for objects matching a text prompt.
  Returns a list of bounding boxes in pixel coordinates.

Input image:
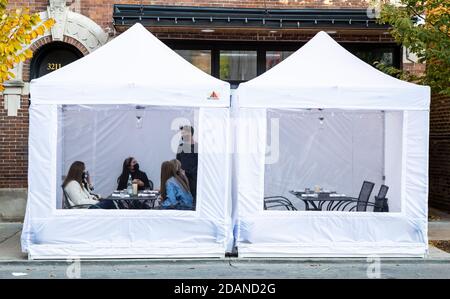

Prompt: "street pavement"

[1,257,450,279]
[1,222,450,279]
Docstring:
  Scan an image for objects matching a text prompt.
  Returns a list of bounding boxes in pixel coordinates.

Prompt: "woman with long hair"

[159,160,193,210]
[170,159,190,191]
[63,161,115,209]
[117,157,153,191]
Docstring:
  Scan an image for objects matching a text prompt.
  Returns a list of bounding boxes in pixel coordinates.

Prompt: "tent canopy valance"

[30,23,230,107]
[237,31,429,110]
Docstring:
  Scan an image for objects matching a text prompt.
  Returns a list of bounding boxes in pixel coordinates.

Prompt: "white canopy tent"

[21,23,232,259]
[234,31,430,257]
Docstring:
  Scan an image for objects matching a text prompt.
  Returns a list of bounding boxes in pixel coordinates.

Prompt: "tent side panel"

[197,108,232,249]
[384,111,404,212]
[238,243,427,257]
[28,243,226,259]
[403,110,429,247]
[23,216,228,258]
[237,214,427,257]
[21,104,58,252]
[236,108,267,217]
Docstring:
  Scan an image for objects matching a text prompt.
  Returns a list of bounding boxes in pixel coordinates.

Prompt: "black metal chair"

[264,196,297,211]
[333,181,375,212]
[372,185,389,212]
[62,187,93,209]
[350,181,375,211]
[356,181,375,211]
[377,185,389,199]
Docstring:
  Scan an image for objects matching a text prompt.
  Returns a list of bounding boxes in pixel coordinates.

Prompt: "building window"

[266,51,294,71]
[166,41,400,87]
[352,48,395,66]
[219,50,257,82]
[175,50,211,74]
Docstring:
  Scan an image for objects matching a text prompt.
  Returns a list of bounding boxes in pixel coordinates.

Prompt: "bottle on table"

[127,174,133,195]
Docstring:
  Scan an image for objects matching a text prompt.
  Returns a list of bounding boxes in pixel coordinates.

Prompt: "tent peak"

[122,22,153,38]
[315,31,331,37]
[131,22,145,29]
[128,22,148,33]
[309,30,340,45]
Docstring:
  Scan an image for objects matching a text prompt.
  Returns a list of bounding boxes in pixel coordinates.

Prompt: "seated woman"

[117,157,153,191]
[159,160,193,210]
[62,161,116,209]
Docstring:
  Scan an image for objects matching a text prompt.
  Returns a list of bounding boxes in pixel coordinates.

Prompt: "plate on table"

[111,193,130,198]
[330,193,346,197]
[301,194,318,198]
[143,190,159,195]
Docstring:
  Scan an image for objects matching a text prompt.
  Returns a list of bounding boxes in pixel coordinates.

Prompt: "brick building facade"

[0,0,446,220]
[430,94,450,211]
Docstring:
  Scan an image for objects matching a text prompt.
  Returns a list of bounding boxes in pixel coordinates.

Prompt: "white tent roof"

[237,31,429,110]
[31,23,230,107]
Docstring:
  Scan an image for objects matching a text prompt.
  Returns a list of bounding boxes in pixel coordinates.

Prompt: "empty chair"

[264,196,297,211]
[377,184,388,198]
[341,181,375,212]
[373,185,389,212]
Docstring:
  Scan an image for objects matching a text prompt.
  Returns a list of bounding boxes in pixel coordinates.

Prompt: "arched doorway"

[30,42,84,80]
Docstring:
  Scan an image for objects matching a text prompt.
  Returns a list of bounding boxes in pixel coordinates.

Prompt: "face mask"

[134,163,139,172]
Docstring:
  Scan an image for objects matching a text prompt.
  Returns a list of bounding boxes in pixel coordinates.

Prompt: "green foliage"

[377,0,450,96]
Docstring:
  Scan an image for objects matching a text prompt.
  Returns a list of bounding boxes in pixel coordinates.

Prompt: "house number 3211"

[47,63,62,70]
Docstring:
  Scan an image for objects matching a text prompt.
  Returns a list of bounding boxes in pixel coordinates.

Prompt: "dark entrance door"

[30,42,84,80]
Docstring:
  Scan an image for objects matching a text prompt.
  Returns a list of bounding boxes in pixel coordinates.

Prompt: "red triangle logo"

[208,91,219,100]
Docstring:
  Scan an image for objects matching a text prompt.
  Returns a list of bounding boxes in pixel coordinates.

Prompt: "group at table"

[62,126,198,211]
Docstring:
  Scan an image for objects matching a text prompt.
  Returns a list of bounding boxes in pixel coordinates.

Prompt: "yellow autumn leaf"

[1,3,55,90]
[36,26,44,35]
[24,49,32,59]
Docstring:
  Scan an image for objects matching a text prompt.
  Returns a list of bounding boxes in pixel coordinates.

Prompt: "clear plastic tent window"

[56,104,198,210]
[263,108,403,213]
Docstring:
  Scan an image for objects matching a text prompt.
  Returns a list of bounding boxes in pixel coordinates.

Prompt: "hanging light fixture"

[318,108,325,129]
[135,105,145,129]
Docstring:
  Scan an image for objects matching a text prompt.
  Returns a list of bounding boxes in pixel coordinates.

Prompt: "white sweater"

[64,180,98,206]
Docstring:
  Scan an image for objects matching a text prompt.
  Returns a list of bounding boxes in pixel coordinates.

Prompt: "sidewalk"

[0,223,26,261]
[429,207,450,240]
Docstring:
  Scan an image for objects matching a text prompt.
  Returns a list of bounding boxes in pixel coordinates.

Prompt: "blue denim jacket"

[161,177,193,210]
